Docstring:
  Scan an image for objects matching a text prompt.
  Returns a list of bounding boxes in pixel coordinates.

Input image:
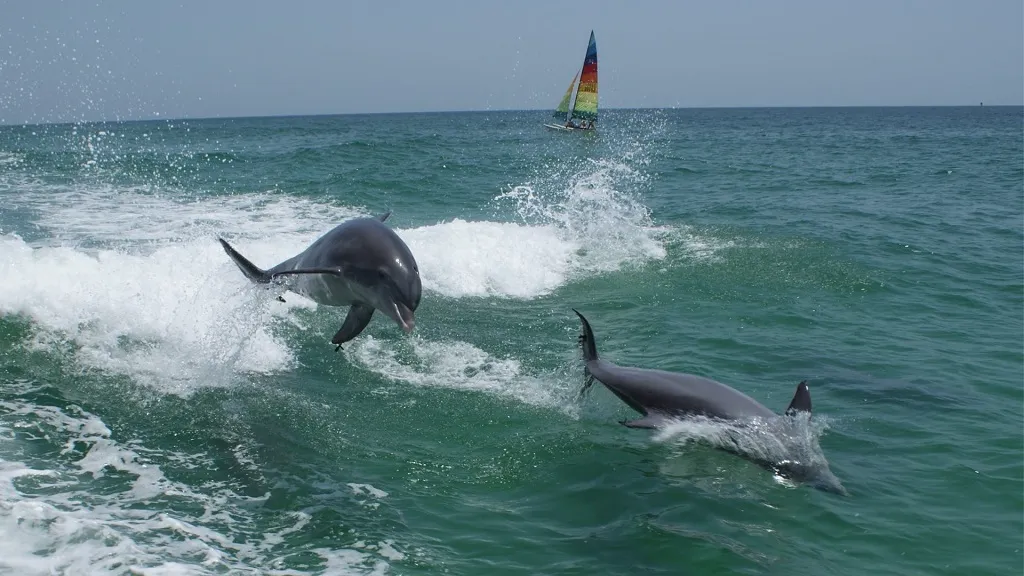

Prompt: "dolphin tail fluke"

[572,309,600,398]
[572,309,599,362]
[219,238,272,284]
[785,380,812,416]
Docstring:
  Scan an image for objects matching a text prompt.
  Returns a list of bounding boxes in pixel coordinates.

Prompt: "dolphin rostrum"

[572,309,845,494]
[219,212,421,349]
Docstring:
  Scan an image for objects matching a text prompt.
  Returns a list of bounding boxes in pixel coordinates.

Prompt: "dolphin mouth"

[813,470,848,496]
[394,302,415,333]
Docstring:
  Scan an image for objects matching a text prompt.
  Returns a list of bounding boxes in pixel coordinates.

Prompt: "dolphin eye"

[377,270,388,280]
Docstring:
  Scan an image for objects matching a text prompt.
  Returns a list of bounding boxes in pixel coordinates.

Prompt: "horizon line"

[2,103,1021,127]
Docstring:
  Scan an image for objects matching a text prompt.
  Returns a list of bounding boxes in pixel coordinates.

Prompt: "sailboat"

[543,31,598,132]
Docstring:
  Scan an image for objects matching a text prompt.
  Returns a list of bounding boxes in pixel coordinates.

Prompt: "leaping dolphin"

[572,309,845,494]
[219,212,421,349]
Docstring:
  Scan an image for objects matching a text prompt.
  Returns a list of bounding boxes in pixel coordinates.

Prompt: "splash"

[396,158,671,299]
[4,182,363,247]
[0,138,677,395]
[0,166,675,392]
[345,335,571,410]
[0,233,300,395]
[653,413,845,494]
[495,157,669,277]
[1,210,584,407]
[672,225,739,263]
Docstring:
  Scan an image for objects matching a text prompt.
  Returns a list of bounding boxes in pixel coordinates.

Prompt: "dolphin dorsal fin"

[785,380,812,416]
[377,211,392,223]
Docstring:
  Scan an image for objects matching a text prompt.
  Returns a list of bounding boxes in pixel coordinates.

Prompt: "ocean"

[0,107,1021,575]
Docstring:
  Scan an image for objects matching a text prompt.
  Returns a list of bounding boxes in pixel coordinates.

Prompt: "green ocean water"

[0,107,1021,575]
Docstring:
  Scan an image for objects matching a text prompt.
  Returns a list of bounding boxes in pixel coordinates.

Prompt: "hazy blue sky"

[2,0,1022,123]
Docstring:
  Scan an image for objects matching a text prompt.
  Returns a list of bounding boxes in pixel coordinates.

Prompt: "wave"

[0,397,398,575]
[0,148,674,397]
[0,151,22,166]
[0,170,663,393]
[0,222,581,406]
[0,233,300,395]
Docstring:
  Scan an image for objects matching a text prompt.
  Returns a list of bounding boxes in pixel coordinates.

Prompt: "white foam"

[315,549,390,576]
[651,413,843,492]
[0,151,21,166]
[394,157,674,300]
[7,183,362,246]
[348,483,389,499]
[345,336,572,410]
[0,400,397,575]
[495,157,671,279]
[5,162,672,301]
[0,216,586,407]
[347,483,389,510]
[674,225,738,262]
[399,219,574,298]
[374,541,406,562]
[0,233,299,395]
[654,414,827,457]
[0,153,674,393]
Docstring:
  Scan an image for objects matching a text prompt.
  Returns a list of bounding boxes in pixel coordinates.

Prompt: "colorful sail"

[552,71,579,121]
[544,30,598,131]
[570,31,598,123]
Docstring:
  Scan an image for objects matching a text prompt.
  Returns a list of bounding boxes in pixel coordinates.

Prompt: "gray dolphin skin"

[218,212,422,349]
[572,309,846,495]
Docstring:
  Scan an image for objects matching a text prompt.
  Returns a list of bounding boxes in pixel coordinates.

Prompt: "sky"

[1,0,1022,123]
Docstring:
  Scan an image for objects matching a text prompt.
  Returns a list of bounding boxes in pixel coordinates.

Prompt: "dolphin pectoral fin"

[619,415,665,429]
[331,304,375,346]
[270,267,345,281]
[377,211,392,223]
[785,380,812,416]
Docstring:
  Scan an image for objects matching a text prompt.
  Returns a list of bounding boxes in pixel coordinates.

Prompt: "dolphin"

[218,212,421,349]
[572,309,845,494]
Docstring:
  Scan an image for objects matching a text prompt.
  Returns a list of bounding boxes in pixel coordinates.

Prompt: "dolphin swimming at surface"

[572,309,846,495]
[218,211,422,349]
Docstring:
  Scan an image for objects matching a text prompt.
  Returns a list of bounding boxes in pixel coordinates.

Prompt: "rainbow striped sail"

[547,31,598,130]
[571,31,598,123]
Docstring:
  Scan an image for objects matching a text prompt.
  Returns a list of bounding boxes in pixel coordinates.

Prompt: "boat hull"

[543,123,594,132]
